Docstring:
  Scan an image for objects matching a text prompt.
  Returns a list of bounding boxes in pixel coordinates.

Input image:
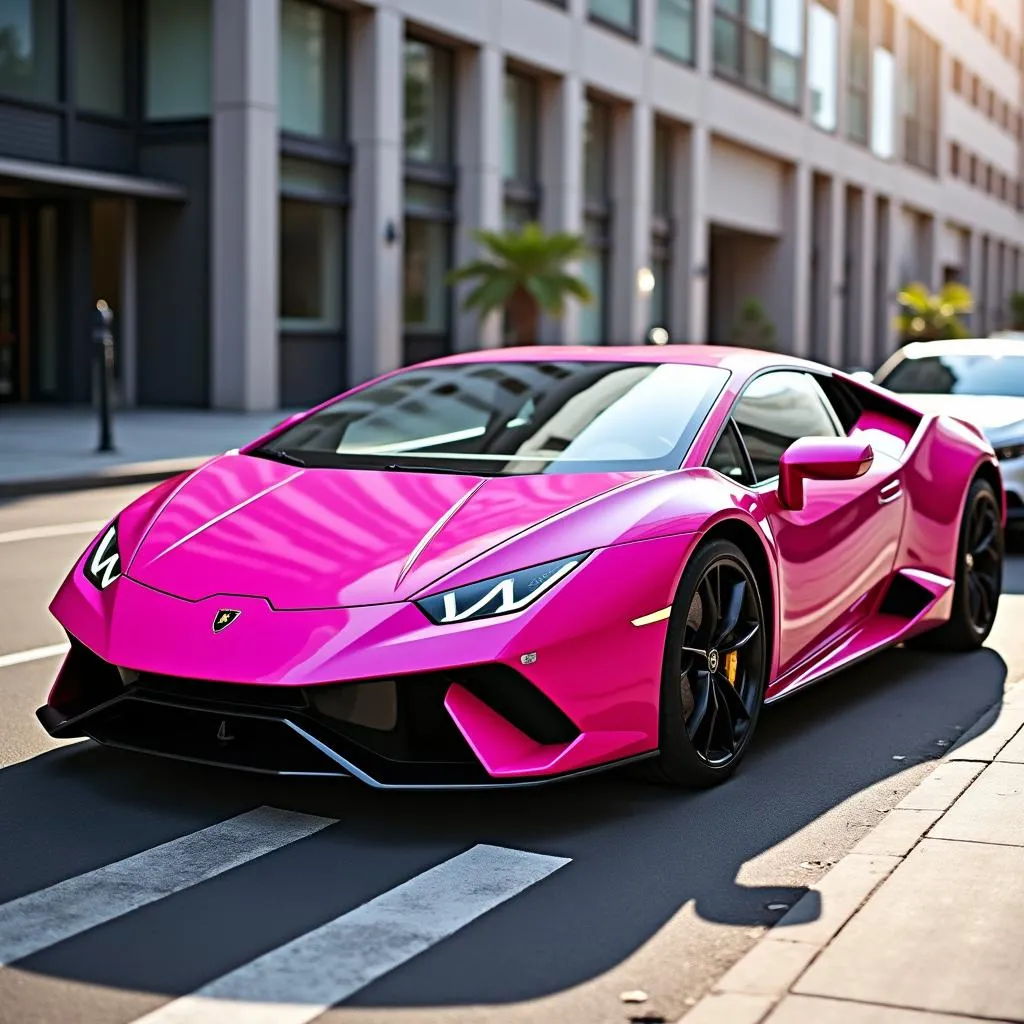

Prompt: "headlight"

[83,521,122,590]
[994,442,1024,461]
[416,553,590,624]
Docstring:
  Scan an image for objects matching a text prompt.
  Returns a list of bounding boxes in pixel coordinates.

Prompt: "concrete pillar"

[675,122,710,344]
[454,45,503,352]
[693,0,713,73]
[764,161,811,357]
[120,198,137,407]
[348,6,404,384]
[882,198,905,356]
[825,175,846,367]
[210,0,279,411]
[539,73,585,343]
[609,101,653,344]
[858,189,877,367]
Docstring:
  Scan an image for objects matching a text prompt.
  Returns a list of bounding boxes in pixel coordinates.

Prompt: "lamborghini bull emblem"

[212,609,241,633]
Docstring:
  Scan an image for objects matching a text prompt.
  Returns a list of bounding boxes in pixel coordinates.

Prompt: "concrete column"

[858,189,877,367]
[882,198,905,356]
[674,122,710,344]
[825,175,846,366]
[693,0,713,73]
[120,198,137,407]
[210,0,279,411]
[609,101,653,344]
[454,45,503,352]
[348,6,404,383]
[540,73,585,343]
[764,161,812,357]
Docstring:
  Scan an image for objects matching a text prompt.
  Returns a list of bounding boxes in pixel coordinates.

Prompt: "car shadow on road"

[0,638,1008,1012]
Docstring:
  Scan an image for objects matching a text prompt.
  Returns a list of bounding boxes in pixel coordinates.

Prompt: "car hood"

[901,393,1024,435]
[124,453,640,609]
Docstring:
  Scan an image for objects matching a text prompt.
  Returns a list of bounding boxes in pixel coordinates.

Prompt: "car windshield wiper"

[380,462,480,476]
[251,448,306,467]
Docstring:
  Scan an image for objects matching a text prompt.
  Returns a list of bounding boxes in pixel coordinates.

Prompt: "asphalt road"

[2,484,1023,1024]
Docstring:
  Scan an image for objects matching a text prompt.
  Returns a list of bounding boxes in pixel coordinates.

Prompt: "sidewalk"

[681,683,1024,1024]
[0,406,299,496]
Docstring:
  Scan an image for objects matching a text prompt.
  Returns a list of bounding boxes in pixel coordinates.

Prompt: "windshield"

[253,361,730,476]
[880,353,1024,397]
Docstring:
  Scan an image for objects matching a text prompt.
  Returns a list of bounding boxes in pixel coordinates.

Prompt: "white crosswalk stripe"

[0,807,335,968]
[0,643,69,671]
[130,844,570,1024]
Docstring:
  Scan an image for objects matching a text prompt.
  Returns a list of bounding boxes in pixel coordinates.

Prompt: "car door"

[725,370,905,673]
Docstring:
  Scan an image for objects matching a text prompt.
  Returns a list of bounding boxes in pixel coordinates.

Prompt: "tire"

[911,476,1003,652]
[644,539,769,788]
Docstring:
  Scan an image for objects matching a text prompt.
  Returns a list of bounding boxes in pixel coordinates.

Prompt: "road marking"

[0,643,70,671]
[0,520,105,545]
[0,807,335,968]
[132,844,571,1024]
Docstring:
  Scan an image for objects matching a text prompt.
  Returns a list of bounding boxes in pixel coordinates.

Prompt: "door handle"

[878,479,903,505]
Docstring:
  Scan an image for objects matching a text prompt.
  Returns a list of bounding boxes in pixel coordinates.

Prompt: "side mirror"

[778,437,874,511]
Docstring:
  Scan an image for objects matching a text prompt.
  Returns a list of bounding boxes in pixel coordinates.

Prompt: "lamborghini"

[38,347,1004,788]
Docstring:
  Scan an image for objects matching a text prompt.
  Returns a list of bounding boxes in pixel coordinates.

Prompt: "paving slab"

[765,854,899,949]
[713,940,819,997]
[893,761,983,811]
[850,809,941,858]
[996,722,1024,764]
[679,992,775,1024]
[794,838,1024,1022]
[766,994,1013,1024]
[928,760,1024,846]
[948,702,1024,763]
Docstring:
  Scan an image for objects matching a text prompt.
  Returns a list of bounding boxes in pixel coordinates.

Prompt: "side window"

[707,420,755,486]
[733,372,841,483]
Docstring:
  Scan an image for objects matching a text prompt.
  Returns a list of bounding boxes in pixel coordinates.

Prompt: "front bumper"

[40,535,698,787]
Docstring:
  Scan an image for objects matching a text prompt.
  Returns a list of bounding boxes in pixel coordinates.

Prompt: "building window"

[280,163,346,332]
[280,0,344,141]
[589,0,637,35]
[403,38,455,364]
[871,1,895,159]
[650,122,673,331]
[808,1,838,131]
[713,0,804,109]
[76,0,125,116]
[656,0,694,64]
[847,0,869,143]
[503,71,540,229]
[580,98,611,345]
[0,0,58,103]
[949,141,961,177]
[904,21,939,173]
[952,59,963,94]
[145,0,211,119]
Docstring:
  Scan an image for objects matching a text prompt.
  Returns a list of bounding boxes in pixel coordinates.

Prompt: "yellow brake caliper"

[723,650,739,687]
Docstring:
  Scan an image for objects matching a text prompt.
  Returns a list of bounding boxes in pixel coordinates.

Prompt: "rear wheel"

[913,477,1002,652]
[645,539,769,788]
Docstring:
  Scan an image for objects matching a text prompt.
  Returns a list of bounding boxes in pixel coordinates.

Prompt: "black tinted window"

[880,353,1024,396]
[733,372,841,482]
[707,421,755,486]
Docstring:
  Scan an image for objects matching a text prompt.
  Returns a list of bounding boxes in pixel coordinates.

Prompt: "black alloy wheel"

[647,539,769,787]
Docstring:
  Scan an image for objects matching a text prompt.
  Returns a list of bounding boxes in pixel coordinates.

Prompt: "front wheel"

[645,539,769,788]
[912,477,1003,652]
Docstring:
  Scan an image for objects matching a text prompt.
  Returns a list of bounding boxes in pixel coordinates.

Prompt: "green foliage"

[446,223,594,344]
[895,282,974,342]
[731,298,776,350]
[1009,291,1024,331]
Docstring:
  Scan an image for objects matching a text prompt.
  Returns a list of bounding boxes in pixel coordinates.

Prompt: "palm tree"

[447,223,593,345]
[896,282,974,343]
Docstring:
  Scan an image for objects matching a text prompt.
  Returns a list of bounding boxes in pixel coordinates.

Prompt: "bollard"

[92,300,115,453]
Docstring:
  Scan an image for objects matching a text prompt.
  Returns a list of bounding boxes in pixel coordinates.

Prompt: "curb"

[678,685,1024,1024]
[0,457,210,499]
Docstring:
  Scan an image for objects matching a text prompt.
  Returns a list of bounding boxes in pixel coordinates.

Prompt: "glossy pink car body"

[38,346,1003,788]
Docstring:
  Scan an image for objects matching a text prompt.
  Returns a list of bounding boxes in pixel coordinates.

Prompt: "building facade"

[0,0,1022,410]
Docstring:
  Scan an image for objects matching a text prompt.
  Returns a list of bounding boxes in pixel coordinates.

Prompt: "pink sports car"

[38,347,1004,789]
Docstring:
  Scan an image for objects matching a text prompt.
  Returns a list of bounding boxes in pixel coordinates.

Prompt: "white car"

[873,338,1024,524]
